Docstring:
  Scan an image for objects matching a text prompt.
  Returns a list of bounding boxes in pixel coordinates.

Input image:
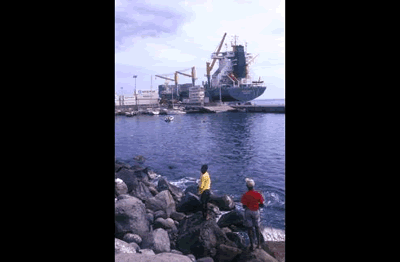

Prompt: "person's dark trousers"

[200,189,211,219]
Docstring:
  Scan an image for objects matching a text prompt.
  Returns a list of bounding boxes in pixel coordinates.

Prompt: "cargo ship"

[157,33,266,103]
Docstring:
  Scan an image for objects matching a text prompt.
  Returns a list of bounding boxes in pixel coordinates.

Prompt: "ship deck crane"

[245,53,259,79]
[206,32,227,88]
[176,66,197,86]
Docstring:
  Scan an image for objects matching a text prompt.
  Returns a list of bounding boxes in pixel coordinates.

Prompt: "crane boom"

[210,32,227,71]
[155,75,174,81]
[176,71,192,78]
[206,32,227,88]
[246,54,259,66]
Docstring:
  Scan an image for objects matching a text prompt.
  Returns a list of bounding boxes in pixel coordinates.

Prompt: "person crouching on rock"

[198,164,211,220]
[241,178,265,250]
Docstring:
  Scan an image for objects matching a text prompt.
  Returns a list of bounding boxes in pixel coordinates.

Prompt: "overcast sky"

[115,0,285,99]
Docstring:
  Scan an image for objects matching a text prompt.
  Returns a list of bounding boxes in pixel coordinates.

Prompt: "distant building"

[115,90,159,106]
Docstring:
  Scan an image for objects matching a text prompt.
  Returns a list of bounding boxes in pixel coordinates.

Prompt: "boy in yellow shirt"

[198,164,211,219]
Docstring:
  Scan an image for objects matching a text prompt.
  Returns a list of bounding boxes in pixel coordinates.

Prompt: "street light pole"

[133,75,138,110]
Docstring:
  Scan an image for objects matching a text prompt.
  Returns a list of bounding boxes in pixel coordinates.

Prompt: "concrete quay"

[231,104,285,113]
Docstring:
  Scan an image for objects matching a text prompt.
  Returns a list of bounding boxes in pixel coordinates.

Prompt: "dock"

[201,105,235,113]
[116,104,285,116]
[231,104,285,113]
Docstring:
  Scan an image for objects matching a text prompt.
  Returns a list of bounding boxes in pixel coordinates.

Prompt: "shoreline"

[115,158,285,262]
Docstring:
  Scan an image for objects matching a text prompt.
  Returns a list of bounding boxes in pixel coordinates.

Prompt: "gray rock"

[170,249,183,255]
[146,213,154,225]
[129,180,153,202]
[170,211,186,221]
[138,249,155,255]
[207,202,221,220]
[115,178,128,196]
[130,164,149,183]
[141,228,171,254]
[208,194,235,211]
[116,167,153,201]
[226,232,249,250]
[145,190,176,217]
[196,257,214,262]
[129,242,140,252]
[116,169,137,192]
[157,177,183,203]
[115,238,136,254]
[186,254,196,262]
[115,194,150,239]
[221,227,232,234]
[176,211,237,258]
[145,168,158,180]
[184,184,199,195]
[156,253,193,262]
[154,217,175,230]
[148,185,159,196]
[176,192,202,213]
[154,210,168,220]
[261,241,285,262]
[115,252,193,262]
[214,244,242,262]
[234,248,279,262]
[217,209,245,228]
[123,233,142,245]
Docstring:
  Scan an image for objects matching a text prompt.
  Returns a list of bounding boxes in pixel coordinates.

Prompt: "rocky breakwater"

[115,158,283,262]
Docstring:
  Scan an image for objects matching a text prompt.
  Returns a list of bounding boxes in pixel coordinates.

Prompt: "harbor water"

[115,99,285,239]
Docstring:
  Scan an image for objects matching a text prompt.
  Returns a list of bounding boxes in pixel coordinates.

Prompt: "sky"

[115,0,285,99]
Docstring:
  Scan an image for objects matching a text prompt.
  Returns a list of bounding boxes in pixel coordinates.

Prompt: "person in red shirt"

[241,178,265,250]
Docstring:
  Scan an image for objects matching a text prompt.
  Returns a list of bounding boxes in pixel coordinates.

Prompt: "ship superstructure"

[205,33,266,102]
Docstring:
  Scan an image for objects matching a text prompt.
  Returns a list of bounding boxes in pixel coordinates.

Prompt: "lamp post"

[133,75,137,110]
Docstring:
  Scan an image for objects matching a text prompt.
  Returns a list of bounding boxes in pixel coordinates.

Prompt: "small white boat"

[168,110,186,115]
[125,111,134,117]
[165,116,174,122]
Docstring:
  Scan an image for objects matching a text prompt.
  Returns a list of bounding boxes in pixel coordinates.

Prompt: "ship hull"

[206,86,267,102]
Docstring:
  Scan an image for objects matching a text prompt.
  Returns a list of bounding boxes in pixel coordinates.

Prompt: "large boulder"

[154,217,176,230]
[115,194,150,239]
[130,164,149,183]
[184,184,199,195]
[176,212,237,258]
[115,168,139,193]
[115,238,136,254]
[141,228,171,254]
[197,257,214,262]
[226,232,249,250]
[170,211,186,221]
[234,248,278,262]
[115,252,192,262]
[129,180,153,202]
[116,168,153,201]
[217,209,245,228]
[261,241,285,262]
[214,244,242,262]
[157,177,184,203]
[176,192,202,213]
[122,233,142,245]
[209,194,235,211]
[145,190,176,217]
[115,178,128,196]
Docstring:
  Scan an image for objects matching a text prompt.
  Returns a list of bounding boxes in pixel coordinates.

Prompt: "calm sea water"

[115,99,285,237]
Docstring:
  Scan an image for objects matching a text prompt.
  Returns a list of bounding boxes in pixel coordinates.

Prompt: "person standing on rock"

[241,178,265,250]
[198,164,211,220]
